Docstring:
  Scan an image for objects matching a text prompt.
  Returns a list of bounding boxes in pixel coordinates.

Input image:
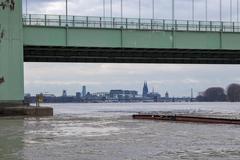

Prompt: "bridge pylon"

[0,0,24,105]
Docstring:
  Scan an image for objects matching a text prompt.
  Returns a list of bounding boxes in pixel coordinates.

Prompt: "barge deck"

[132,114,240,125]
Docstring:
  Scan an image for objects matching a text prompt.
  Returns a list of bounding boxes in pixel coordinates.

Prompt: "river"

[1,102,240,160]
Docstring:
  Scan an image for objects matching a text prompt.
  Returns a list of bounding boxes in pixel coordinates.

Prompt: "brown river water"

[1,102,240,160]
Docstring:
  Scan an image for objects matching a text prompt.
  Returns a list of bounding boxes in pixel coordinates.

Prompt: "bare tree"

[227,83,240,102]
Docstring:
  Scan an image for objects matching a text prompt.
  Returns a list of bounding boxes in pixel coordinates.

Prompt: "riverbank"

[0,105,53,117]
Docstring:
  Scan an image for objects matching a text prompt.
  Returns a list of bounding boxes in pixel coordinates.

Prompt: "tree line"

[197,83,240,102]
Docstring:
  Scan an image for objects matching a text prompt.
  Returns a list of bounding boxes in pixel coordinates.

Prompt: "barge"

[132,114,240,125]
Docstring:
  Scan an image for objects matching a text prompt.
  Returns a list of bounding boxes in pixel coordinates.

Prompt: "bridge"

[1,0,240,104]
[23,14,240,64]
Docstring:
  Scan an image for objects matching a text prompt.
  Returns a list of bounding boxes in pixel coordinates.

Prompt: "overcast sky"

[23,0,240,97]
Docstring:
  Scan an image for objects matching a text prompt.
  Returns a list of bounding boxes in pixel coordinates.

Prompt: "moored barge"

[132,114,240,125]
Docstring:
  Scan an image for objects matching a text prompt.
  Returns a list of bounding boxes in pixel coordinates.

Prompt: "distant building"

[110,90,122,98]
[82,86,86,97]
[165,92,169,99]
[24,93,31,104]
[24,93,31,97]
[40,93,57,103]
[110,90,138,100]
[62,90,67,97]
[147,92,161,102]
[92,92,109,97]
[142,81,149,97]
[76,92,81,99]
[124,90,138,98]
[198,92,204,97]
[43,94,56,98]
[191,88,193,99]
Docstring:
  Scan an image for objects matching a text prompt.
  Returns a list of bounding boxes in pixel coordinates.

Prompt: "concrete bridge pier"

[0,0,24,104]
[0,0,53,116]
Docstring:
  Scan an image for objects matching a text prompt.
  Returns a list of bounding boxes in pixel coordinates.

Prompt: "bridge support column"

[0,0,24,105]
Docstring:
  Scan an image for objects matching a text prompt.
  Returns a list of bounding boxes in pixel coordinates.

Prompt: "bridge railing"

[22,14,240,32]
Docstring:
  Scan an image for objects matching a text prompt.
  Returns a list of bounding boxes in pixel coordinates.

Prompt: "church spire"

[142,81,149,97]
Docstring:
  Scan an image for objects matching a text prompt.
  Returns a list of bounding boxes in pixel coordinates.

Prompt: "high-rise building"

[191,88,193,99]
[142,81,149,97]
[165,92,169,99]
[82,86,86,97]
[76,92,81,99]
[62,90,67,97]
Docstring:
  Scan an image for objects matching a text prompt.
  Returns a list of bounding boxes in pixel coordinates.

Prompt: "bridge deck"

[23,14,240,64]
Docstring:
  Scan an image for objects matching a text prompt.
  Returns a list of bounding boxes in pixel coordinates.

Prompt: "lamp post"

[66,0,68,26]
[230,0,232,22]
[120,0,123,25]
[103,0,105,18]
[139,0,141,19]
[205,0,208,21]
[220,0,222,21]
[192,0,194,21]
[152,0,155,19]
[110,0,112,18]
[172,0,175,27]
[238,0,239,22]
[26,0,28,15]
[121,0,123,19]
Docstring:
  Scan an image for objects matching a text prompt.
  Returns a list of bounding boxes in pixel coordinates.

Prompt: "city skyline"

[25,81,192,103]
[25,76,239,98]
[26,81,163,97]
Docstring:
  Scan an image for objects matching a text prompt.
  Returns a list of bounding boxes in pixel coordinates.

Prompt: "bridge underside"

[24,46,240,64]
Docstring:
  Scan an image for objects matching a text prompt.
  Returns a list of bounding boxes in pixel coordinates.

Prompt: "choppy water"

[1,102,240,160]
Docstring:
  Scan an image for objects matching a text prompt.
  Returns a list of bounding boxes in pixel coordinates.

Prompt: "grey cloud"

[24,0,240,21]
